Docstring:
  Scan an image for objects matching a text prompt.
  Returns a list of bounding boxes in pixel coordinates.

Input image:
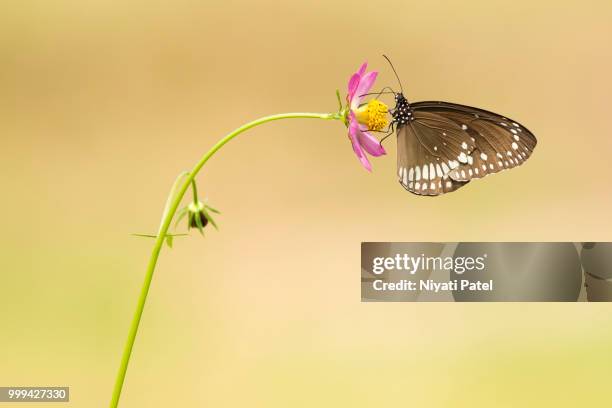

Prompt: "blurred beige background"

[2,0,612,406]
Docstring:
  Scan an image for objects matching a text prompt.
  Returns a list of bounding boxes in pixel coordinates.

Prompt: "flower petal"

[357,62,367,77]
[352,71,378,108]
[347,63,368,103]
[349,116,372,171]
[347,73,361,102]
[357,129,386,157]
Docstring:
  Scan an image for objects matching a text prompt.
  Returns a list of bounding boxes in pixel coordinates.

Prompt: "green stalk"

[110,112,339,407]
[191,179,198,204]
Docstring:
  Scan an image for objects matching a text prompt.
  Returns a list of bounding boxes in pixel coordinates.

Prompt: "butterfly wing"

[397,110,475,196]
[410,101,537,183]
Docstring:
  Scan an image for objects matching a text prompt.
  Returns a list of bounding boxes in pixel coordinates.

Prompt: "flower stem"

[110,112,338,408]
[191,179,198,204]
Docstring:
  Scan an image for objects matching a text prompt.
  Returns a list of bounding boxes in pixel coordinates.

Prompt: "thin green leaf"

[194,212,205,236]
[165,235,174,248]
[194,213,202,229]
[201,208,218,230]
[205,205,221,214]
[131,233,158,238]
[158,171,190,232]
[131,233,188,238]
[174,207,189,228]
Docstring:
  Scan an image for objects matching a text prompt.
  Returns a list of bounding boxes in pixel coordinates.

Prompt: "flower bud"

[187,201,209,231]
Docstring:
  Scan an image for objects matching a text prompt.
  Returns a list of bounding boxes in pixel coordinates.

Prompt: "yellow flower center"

[355,99,389,131]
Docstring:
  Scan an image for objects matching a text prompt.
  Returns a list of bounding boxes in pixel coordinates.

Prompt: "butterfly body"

[390,93,415,125]
[391,95,537,196]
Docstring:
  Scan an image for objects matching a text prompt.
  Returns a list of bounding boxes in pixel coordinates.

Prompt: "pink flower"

[345,62,388,172]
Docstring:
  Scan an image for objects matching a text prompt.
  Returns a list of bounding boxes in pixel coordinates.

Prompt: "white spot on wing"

[436,164,443,178]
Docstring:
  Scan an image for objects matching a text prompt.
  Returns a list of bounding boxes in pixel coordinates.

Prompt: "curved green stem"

[110,112,339,407]
[159,171,189,232]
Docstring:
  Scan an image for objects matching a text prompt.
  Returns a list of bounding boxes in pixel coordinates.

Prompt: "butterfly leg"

[378,122,396,146]
[366,120,395,134]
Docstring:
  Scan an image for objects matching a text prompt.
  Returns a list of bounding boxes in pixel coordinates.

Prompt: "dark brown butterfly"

[384,58,537,196]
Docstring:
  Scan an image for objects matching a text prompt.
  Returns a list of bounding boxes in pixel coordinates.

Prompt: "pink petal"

[351,71,378,109]
[348,116,372,171]
[347,63,368,103]
[357,129,386,157]
[357,62,367,77]
[347,73,361,102]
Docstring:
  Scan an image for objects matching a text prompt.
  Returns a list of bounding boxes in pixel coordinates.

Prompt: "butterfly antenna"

[359,87,396,98]
[382,55,403,94]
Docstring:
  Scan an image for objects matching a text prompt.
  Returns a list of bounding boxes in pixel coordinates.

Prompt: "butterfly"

[382,57,537,196]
